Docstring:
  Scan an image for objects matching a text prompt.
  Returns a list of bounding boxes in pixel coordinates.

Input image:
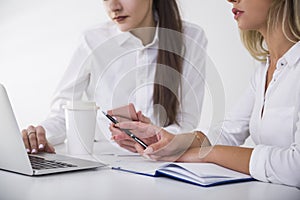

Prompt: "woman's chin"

[116,25,131,32]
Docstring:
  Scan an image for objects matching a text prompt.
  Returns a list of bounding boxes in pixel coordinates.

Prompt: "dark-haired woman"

[21,0,208,154]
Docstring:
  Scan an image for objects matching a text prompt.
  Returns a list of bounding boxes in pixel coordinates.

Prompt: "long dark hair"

[153,0,183,126]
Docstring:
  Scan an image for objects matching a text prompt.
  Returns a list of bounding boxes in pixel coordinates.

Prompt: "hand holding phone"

[107,103,138,122]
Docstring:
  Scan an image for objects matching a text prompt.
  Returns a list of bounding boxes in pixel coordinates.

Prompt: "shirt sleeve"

[249,101,300,187]
[39,35,92,145]
[250,142,300,187]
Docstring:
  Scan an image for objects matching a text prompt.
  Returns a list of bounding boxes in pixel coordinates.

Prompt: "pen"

[102,111,148,149]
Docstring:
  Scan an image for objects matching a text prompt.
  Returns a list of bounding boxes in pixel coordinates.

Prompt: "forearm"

[178,145,253,175]
[206,145,253,175]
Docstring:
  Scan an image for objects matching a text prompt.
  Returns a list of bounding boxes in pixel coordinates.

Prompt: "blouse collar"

[266,41,300,70]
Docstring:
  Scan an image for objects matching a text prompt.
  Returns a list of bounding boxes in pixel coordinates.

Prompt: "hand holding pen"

[103,111,148,149]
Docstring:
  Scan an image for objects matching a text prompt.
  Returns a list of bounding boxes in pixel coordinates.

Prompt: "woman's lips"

[232,8,244,20]
[113,16,128,23]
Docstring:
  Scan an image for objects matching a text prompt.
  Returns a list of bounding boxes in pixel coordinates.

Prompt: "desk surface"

[1,140,300,200]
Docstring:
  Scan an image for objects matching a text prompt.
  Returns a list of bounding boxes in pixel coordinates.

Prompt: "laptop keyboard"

[29,155,78,170]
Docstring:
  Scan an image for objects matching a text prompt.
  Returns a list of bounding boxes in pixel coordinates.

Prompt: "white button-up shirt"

[211,42,300,187]
[41,21,208,148]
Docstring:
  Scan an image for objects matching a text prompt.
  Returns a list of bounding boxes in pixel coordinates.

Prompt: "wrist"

[200,145,217,163]
[178,146,214,163]
[191,131,210,148]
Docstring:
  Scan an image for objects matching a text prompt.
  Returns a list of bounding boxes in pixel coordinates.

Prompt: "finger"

[143,140,169,155]
[137,111,151,124]
[36,126,47,151]
[21,129,31,153]
[107,109,113,116]
[115,116,131,122]
[109,124,123,136]
[115,121,140,131]
[144,135,192,161]
[118,138,136,147]
[109,124,131,140]
[44,142,56,153]
[117,140,137,153]
[135,142,145,154]
[143,135,159,144]
[116,121,158,138]
[107,115,132,122]
[27,126,38,154]
[128,103,138,120]
[107,104,138,121]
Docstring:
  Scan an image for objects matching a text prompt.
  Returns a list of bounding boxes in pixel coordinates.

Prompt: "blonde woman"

[115,0,300,187]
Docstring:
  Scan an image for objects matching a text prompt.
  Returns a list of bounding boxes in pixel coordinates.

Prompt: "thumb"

[45,142,55,153]
[137,111,151,124]
[107,109,113,116]
[143,140,166,154]
[135,143,145,154]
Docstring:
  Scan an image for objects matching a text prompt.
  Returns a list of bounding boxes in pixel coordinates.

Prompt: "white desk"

[1,140,300,200]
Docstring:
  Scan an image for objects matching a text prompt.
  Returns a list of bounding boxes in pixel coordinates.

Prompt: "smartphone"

[107,103,138,121]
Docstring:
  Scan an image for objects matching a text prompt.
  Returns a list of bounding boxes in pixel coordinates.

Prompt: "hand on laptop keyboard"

[21,125,55,154]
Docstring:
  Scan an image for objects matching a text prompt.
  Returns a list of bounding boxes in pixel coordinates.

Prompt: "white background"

[0,0,255,144]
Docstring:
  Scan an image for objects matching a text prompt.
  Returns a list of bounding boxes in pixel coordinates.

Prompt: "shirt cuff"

[39,121,66,145]
[249,144,271,182]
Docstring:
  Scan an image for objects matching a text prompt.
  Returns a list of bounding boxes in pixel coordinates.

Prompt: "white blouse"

[211,42,300,187]
[40,21,208,148]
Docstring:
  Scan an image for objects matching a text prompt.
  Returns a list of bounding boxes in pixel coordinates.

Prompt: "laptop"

[0,84,107,176]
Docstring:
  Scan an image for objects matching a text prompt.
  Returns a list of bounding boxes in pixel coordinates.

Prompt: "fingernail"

[38,144,44,149]
[144,147,153,154]
[31,149,37,153]
[26,149,30,153]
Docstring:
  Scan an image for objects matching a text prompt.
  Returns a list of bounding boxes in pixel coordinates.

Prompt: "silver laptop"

[0,84,107,176]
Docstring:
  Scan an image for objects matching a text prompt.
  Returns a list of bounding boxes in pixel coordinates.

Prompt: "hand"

[107,103,138,121]
[108,104,152,152]
[110,119,158,152]
[21,125,55,154]
[140,131,197,162]
[107,103,151,124]
[144,130,212,162]
[109,113,153,152]
[115,122,193,161]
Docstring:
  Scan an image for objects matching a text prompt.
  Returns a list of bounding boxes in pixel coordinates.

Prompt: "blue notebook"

[112,163,255,187]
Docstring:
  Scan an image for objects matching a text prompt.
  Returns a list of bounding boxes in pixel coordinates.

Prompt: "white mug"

[63,101,99,155]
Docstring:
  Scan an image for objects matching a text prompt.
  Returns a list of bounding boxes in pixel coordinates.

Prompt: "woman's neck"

[130,20,157,46]
[261,26,296,62]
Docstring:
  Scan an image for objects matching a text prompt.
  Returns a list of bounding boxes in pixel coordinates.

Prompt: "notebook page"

[159,163,251,179]
[157,168,242,185]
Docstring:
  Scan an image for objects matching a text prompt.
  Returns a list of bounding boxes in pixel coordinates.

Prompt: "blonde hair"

[240,0,300,61]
